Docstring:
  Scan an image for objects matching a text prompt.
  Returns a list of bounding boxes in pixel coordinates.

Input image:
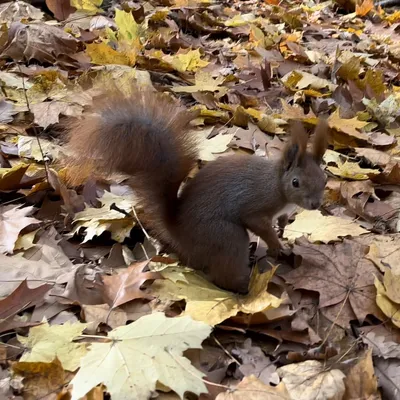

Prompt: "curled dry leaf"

[0,205,39,254]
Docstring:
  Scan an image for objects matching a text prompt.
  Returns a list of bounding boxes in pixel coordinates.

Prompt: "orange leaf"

[356,0,374,16]
[264,0,280,4]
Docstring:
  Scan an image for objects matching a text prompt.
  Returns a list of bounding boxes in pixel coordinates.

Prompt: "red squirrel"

[66,88,328,293]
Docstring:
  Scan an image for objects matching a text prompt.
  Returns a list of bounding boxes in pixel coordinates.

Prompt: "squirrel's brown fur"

[67,88,328,293]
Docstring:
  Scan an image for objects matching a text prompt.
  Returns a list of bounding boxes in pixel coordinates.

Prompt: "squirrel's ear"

[312,119,329,163]
[282,120,308,171]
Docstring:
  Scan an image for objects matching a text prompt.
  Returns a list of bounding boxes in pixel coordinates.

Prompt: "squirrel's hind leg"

[184,222,251,294]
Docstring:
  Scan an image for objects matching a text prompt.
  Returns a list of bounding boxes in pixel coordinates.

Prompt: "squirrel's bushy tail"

[66,88,199,241]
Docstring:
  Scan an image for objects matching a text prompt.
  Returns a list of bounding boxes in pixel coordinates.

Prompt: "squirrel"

[66,88,328,293]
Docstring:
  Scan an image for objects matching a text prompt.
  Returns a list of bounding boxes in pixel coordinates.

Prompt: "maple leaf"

[150,266,281,326]
[0,205,39,254]
[101,260,162,307]
[18,321,88,372]
[70,313,211,400]
[328,110,369,141]
[283,239,381,328]
[283,210,368,243]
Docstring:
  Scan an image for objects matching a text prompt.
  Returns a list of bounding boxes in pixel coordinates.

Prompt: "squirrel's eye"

[292,178,299,188]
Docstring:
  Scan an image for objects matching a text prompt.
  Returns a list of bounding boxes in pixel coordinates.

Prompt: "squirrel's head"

[280,119,328,210]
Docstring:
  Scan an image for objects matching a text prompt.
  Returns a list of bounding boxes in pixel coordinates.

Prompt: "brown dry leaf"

[354,148,391,167]
[12,358,72,400]
[81,304,128,333]
[46,0,75,21]
[361,234,400,272]
[370,162,400,185]
[277,360,345,400]
[362,330,400,359]
[0,280,52,333]
[31,101,83,128]
[0,98,15,123]
[283,239,381,328]
[0,205,39,254]
[101,260,162,308]
[344,349,380,399]
[374,358,400,399]
[216,375,290,400]
[1,22,79,65]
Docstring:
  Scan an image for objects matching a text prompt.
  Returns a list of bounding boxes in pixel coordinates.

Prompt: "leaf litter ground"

[1,0,400,399]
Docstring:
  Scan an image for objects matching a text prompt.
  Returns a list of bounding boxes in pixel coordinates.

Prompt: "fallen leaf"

[356,0,374,16]
[70,313,211,400]
[283,239,381,328]
[277,360,345,400]
[344,349,379,399]
[216,375,290,400]
[101,260,162,307]
[283,210,368,243]
[12,358,72,400]
[375,277,400,328]
[81,304,128,333]
[0,280,52,333]
[150,266,281,326]
[70,0,102,13]
[18,320,88,372]
[374,358,400,400]
[327,160,380,180]
[328,110,369,141]
[0,205,39,254]
[197,130,235,161]
[46,0,75,21]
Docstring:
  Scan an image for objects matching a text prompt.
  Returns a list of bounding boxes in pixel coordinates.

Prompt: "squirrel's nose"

[311,201,320,210]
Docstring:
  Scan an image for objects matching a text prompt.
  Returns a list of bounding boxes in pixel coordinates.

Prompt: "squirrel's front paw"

[266,245,282,259]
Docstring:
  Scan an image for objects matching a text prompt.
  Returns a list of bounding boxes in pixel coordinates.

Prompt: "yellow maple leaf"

[283,210,368,243]
[327,160,380,180]
[85,42,131,66]
[18,321,88,372]
[70,0,102,13]
[163,49,209,73]
[328,110,369,140]
[150,266,281,326]
[375,277,400,328]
